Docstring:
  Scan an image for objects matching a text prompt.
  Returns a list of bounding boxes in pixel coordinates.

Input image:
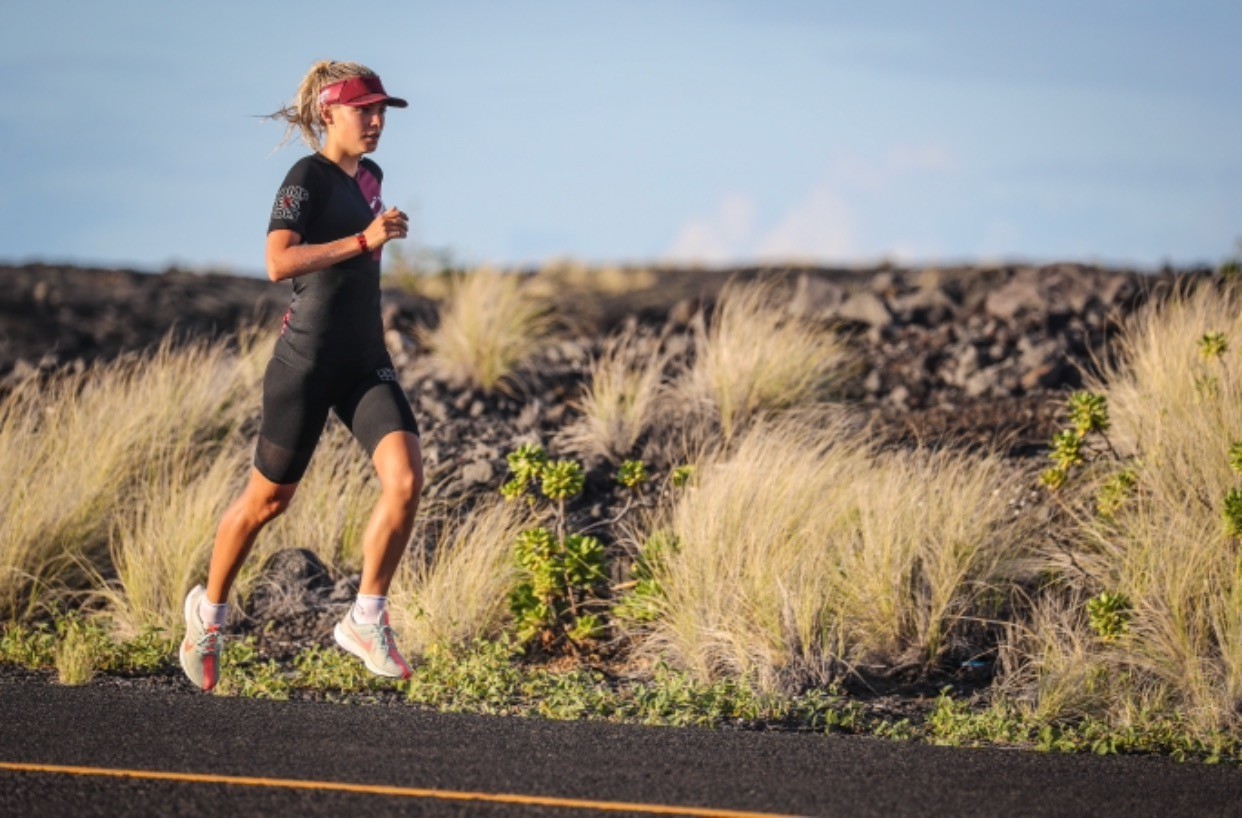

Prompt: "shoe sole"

[334,622,408,679]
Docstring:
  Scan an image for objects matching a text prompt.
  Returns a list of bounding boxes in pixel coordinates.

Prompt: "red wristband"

[356,233,369,254]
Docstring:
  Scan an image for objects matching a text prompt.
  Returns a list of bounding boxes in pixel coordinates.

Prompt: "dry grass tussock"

[528,261,660,299]
[561,328,674,462]
[388,498,528,655]
[1097,282,1242,503]
[0,337,264,618]
[96,448,248,638]
[55,619,102,686]
[634,413,1032,692]
[0,330,421,630]
[995,593,1121,725]
[1009,284,1242,735]
[526,263,662,329]
[420,268,556,393]
[675,279,854,440]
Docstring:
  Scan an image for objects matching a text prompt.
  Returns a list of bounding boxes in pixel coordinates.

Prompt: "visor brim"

[339,92,408,109]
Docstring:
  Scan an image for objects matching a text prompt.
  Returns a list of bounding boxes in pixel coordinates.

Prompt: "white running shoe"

[334,610,412,679]
[179,585,222,692]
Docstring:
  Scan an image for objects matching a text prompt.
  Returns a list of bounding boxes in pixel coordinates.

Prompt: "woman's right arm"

[265,230,355,282]
[265,208,409,282]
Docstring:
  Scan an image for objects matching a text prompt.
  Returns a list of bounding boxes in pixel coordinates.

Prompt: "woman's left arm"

[265,208,408,282]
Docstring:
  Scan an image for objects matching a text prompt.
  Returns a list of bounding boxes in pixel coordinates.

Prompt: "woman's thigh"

[334,363,420,457]
[254,356,332,484]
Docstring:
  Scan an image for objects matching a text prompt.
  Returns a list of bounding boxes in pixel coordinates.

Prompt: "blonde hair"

[268,60,377,151]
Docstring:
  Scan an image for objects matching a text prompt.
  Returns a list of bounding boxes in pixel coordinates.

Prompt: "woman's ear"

[320,104,333,126]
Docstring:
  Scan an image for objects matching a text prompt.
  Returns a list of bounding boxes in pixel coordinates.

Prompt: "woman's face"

[323,102,386,156]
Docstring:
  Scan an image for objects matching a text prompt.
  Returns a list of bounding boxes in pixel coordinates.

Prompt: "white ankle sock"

[351,594,387,625]
[198,596,228,628]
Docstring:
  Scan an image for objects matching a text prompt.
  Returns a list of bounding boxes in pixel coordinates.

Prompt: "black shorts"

[254,353,419,485]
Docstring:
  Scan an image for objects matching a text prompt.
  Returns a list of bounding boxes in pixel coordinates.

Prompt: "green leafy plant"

[1087,592,1131,642]
[1049,429,1085,471]
[501,443,550,500]
[1040,392,1115,492]
[616,460,649,491]
[214,638,291,700]
[613,530,679,625]
[404,637,611,721]
[511,528,606,648]
[540,460,585,503]
[1096,470,1138,519]
[501,446,608,652]
[2,619,175,676]
[1228,442,1242,478]
[293,644,387,695]
[406,638,526,714]
[1068,391,1110,438]
[566,612,606,643]
[102,629,176,674]
[1223,488,1242,539]
[1039,466,1069,491]
[671,465,696,488]
[1198,332,1228,361]
[0,622,57,669]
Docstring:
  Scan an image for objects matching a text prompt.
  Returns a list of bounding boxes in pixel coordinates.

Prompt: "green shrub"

[615,460,649,491]
[1222,488,1242,539]
[510,528,606,649]
[1198,332,1228,361]
[1068,391,1110,438]
[1096,470,1138,519]
[501,445,609,652]
[613,531,678,626]
[1086,592,1131,642]
[213,638,290,700]
[1040,392,1115,492]
[0,621,56,669]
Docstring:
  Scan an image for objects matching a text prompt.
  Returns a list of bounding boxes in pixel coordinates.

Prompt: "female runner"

[180,60,422,691]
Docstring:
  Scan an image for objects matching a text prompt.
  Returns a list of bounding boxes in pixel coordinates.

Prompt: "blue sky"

[1,1,1239,275]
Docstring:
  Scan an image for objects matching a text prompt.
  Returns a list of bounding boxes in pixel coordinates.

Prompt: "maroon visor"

[318,75,408,108]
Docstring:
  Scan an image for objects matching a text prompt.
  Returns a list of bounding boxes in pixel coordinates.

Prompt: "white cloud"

[756,185,856,261]
[666,144,957,265]
[666,192,759,264]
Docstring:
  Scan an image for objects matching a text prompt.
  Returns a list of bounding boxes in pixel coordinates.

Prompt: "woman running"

[180,60,422,691]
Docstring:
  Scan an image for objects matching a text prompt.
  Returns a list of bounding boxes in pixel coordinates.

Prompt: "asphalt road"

[0,672,1239,817]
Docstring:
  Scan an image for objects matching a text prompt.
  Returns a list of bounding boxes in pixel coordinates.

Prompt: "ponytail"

[267,60,378,151]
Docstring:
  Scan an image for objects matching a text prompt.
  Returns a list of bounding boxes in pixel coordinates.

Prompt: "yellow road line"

[0,761,805,818]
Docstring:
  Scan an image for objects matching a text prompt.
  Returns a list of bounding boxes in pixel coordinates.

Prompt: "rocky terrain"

[0,260,1191,675]
[0,260,1178,453]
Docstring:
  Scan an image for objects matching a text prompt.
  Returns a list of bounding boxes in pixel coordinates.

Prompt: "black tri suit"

[255,153,419,485]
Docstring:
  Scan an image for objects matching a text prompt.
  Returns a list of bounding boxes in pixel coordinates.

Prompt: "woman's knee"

[374,432,424,509]
[384,467,423,511]
[253,491,294,524]
[239,474,297,526]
